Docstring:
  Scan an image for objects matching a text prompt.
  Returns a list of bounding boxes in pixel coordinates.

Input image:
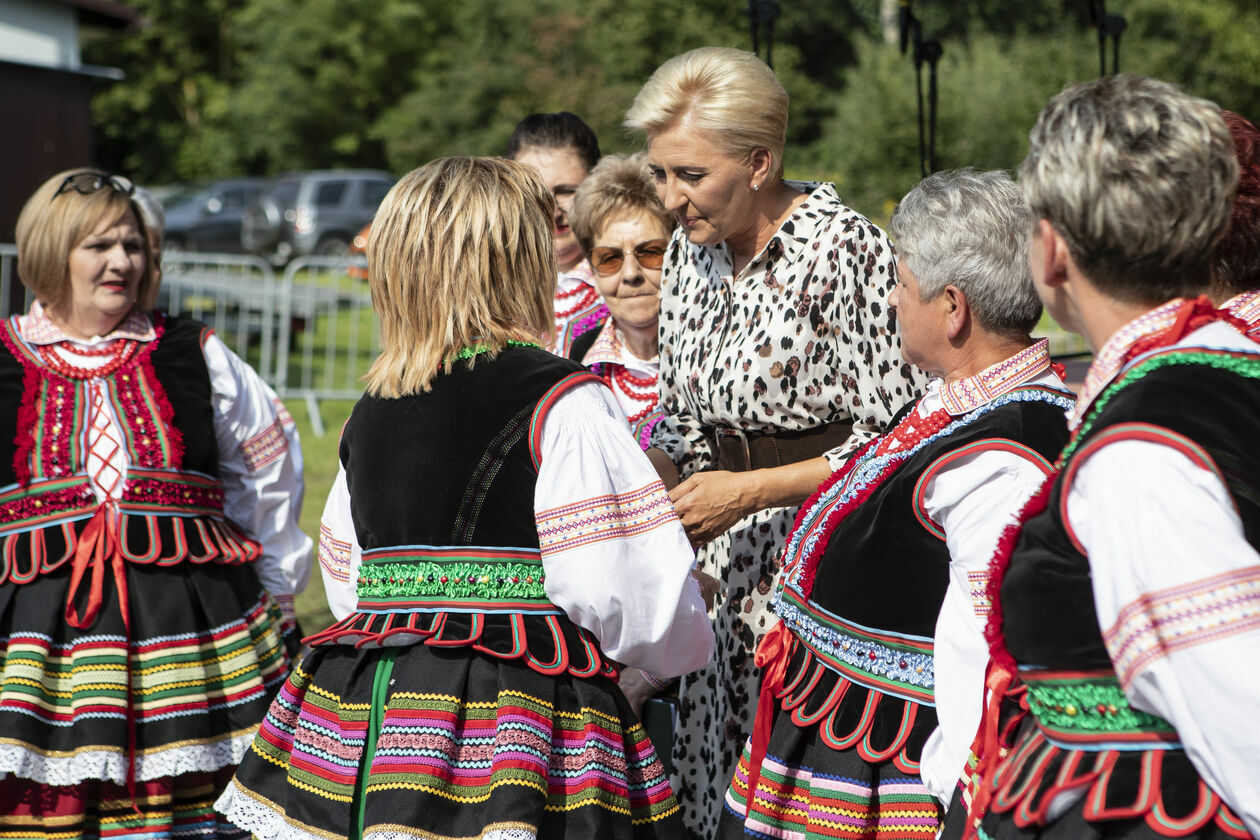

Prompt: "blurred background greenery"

[83,0,1257,625]
[85,0,1260,224]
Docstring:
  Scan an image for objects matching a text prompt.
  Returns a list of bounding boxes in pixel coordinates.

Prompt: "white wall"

[0,0,79,70]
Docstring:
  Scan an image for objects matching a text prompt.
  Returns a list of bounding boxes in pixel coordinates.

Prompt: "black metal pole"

[923,40,943,174]
[915,51,926,177]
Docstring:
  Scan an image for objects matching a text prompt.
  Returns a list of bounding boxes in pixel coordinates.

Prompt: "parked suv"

[162,178,267,254]
[241,170,394,266]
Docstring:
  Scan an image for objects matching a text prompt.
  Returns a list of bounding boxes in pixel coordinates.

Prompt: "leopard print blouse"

[651,182,927,837]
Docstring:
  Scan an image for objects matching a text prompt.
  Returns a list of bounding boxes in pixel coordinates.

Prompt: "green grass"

[290,397,357,635]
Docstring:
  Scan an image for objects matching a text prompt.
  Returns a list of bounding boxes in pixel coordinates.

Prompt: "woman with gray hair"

[960,75,1260,840]
[625,47,926,832]
[717,169,1073,839]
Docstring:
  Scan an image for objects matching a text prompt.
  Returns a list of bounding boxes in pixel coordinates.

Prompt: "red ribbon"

[64,503,127,633]
[961,660,1022,840]
[744,620,793,800]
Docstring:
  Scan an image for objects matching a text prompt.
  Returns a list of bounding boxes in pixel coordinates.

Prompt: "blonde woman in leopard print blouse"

[626,47,927,836]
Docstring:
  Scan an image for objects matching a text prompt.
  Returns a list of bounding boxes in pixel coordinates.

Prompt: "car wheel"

[315,236,350,257]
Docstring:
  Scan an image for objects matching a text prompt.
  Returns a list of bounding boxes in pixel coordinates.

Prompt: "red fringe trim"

[0,321,41,488]
[0,313,186,482]
[135,316,184,470]
[982,473,1056,671]
[11,365,41,488]
[793,436,895,601]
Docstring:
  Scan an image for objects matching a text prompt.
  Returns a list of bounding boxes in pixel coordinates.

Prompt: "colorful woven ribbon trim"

[776,592,935,703]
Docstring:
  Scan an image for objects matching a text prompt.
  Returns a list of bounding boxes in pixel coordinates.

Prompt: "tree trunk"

[881,0,899,45]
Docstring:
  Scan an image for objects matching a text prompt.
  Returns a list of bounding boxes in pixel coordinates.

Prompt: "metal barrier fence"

[0,244,1093,431]
[0,247,375,436]
[272,256,378,436]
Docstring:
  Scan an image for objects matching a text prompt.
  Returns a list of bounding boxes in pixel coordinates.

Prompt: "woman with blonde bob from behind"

[217,156,713,840]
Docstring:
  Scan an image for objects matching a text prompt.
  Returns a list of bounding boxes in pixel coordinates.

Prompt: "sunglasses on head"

[51,172,136,203]
[590,239,668,276]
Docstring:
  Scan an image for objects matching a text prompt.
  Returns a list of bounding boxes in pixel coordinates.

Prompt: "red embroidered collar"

[1072,296,1244,429]
[20,301,155,346]
[1223,289,1260,337]
[940,339,1052,416]
[582,319,659,370]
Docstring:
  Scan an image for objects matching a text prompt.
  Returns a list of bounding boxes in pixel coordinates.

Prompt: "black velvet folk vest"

[0,314,260,588]
[310,346,619,680]
[989,350,1260,835]
[772,387,1073,769]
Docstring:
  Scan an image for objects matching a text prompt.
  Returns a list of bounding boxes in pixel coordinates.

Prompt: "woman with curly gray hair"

[568,152,675,452]
[718,169,1072,840]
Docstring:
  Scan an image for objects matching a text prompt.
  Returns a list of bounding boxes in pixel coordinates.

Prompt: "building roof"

[59,0,140,29]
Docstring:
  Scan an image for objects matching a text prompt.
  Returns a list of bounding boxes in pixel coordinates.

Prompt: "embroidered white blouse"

[910,341,1073,807]
[17,303,313,620]
[317,380,714,678]
[1061,319,1260,836]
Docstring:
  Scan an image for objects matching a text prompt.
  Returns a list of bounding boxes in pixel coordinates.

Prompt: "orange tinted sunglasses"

[589,239,668,276]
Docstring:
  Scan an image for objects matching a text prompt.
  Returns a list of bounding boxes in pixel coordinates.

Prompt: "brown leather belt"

[703,422,854,472]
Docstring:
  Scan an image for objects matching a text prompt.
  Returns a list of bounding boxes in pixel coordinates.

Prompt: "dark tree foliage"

[81,0,1260,207]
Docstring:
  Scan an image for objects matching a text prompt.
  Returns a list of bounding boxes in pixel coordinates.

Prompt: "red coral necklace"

[38,340,137,380]
[603,364,660,424]
[555,284,600,319]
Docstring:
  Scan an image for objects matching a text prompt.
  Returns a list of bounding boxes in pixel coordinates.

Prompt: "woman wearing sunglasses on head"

[625,47,928,834]
[0,169,312,839]
[568,152,674,452]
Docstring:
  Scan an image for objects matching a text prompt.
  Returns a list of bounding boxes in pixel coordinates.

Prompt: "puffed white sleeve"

[535,379,714,677]
[205,332,314,625]
[1068,438,1260,837]
[317,464,362,621]
[917,443,1054,806]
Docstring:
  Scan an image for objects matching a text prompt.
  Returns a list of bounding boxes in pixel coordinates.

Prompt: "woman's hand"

[669,470,759,546]
[667,457,833,547]
[690,568,720,610]
[618,668,663,719]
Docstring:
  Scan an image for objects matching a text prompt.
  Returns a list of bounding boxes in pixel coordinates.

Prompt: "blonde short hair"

[15,169,157,314]
[363,157,556,398]
[1020,74,1238,303]
[570,152,675,253]
[624,47,789,179]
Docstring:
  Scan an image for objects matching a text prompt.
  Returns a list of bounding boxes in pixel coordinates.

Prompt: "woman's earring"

[753,183,760,192]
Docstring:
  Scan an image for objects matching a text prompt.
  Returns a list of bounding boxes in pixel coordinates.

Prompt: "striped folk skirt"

[217,636,687,840]
[717,642,943,840]
[0,561,293,840]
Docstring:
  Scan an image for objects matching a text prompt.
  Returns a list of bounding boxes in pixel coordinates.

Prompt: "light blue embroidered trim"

[776,598,936,695]
[776,387,1076,605]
